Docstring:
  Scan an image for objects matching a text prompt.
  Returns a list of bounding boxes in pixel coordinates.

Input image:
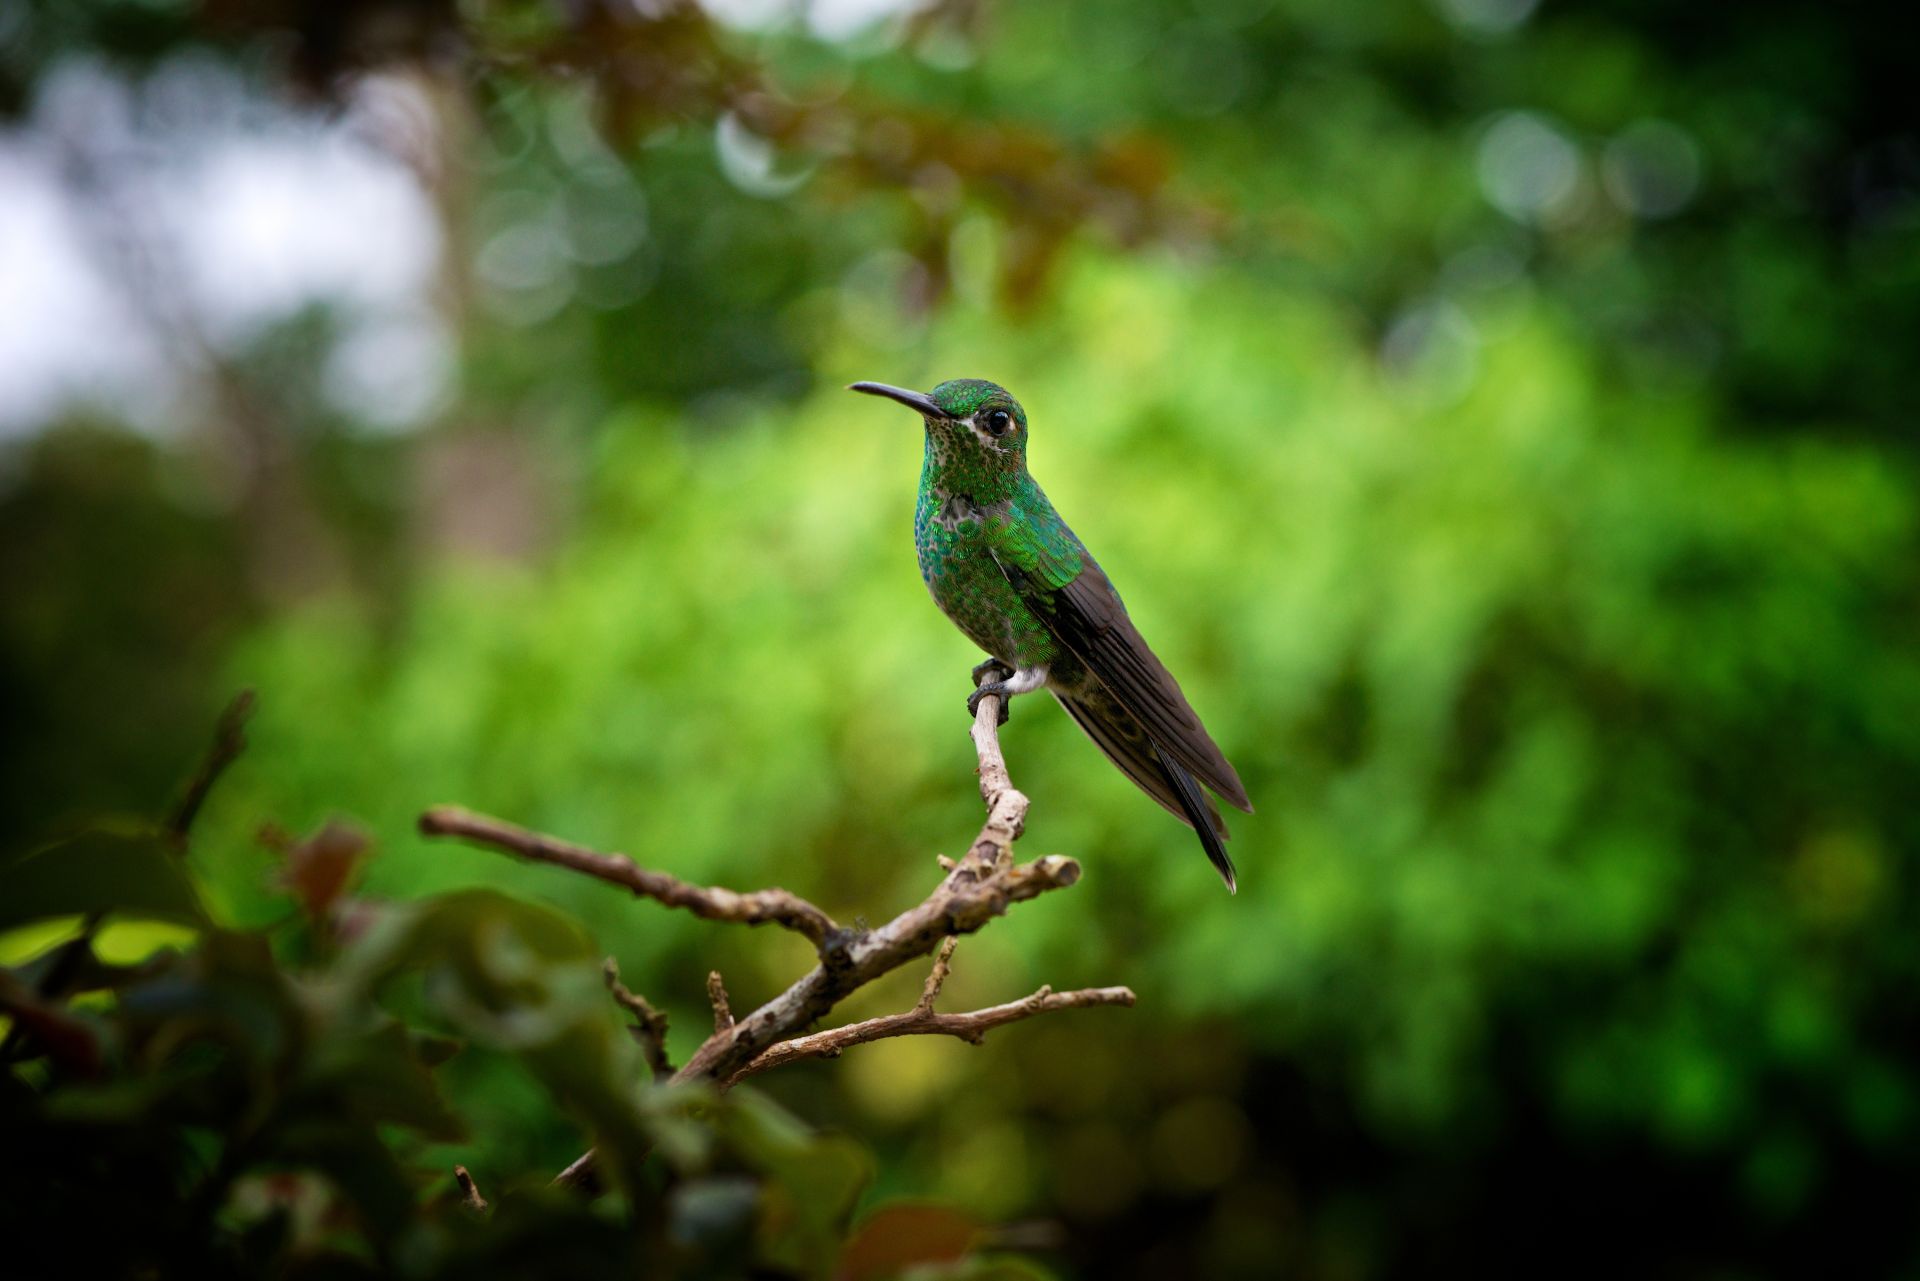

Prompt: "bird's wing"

[989,501,1252,813]
[1049,686,1221,832]
[1055,688,1237,891]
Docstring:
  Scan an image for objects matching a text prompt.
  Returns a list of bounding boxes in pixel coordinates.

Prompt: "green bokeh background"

[4,0,1918,1274]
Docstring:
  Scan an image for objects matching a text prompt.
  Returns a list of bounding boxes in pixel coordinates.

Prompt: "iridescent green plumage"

[852,377,1254,890]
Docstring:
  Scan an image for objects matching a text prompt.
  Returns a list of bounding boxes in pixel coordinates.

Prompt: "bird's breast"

[915,487,1058,666]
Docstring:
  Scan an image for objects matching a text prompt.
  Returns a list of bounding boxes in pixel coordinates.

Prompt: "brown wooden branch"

[707,971,734,1033]
[725,941,1134,1085]
[728,984,1135,1083]
[918,937,959,1014]
[421,686,1126,1194]
[417,806,840,949]
[603,958,671,1081]
[453,1165,488,1214]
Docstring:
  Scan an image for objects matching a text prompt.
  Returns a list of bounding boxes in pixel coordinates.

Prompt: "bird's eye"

[985,410,1013,437]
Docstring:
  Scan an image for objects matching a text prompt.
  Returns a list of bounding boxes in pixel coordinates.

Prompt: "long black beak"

[848,381,947,418]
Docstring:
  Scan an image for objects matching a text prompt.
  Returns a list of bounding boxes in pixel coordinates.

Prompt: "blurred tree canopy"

[3,0,1919,1277]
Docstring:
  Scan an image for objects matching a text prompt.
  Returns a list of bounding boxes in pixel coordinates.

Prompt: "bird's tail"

[1052,688,1237,893]
[1154,745,1238,894]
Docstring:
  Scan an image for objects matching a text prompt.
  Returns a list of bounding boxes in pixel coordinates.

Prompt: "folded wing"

[994,548,1252,814]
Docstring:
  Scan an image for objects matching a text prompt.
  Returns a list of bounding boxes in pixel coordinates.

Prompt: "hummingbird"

[850,378,1252,890]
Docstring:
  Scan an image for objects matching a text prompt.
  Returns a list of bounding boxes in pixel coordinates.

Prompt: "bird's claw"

[967,682,1013,727]
[968,659,1015,726]
[971,659,1014,688]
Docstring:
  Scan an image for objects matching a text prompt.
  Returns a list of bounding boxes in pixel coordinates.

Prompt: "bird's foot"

[971,658,1014,687]
[967,683,1013,727]
[968,660,1015,727]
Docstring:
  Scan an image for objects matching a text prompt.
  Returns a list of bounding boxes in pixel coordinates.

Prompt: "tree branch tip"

[453,1165,488,1213]
[417,804,462,836]
[917,936,958,1012]
[603,957,673,1078]
[165,686,260,844]
[1034,854,1081,886]
[552,1150,598,1193]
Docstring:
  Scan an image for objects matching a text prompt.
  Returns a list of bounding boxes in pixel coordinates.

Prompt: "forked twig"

[420,686,1128,1193]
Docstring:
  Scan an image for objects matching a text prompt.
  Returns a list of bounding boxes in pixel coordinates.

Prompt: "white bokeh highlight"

[0,56,448,438]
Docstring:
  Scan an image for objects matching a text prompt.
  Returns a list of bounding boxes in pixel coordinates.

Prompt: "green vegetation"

[3,0,1917,1275]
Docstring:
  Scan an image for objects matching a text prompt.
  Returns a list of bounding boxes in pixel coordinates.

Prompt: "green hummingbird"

[850,377,1252,891]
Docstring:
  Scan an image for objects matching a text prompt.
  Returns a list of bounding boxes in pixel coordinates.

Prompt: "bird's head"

[849,378,1030,483]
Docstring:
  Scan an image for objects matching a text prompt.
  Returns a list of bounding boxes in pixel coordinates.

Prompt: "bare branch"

[441,687,1119,1193]
[553,1148,598,1194]
[726,981,1136,1085]
[707,970,734,1033]
[418,806,840,948]
[603,958,671,1081]
[453,1165,488,1214]
[665,846,1079,1086]
[917,937,958,1014]
[967,690,1028,868]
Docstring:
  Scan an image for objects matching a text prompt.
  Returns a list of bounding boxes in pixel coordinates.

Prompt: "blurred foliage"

[4,0,1920,1276]
[0,783,1036,1280]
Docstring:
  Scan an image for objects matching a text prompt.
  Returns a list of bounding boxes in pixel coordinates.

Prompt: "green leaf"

[513,1013,655,1190]
[331,890,598,1006]
[942,1258,1060,1281]
[722,1089,873,1279]
[297,1019,466,1142]
[256,1117,418,1248]
[332,889,659,1189]
[0,828,206,930]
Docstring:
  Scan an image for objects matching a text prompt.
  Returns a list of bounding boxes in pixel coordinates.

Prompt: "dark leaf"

[0,827,206,930]
[256,1117,418,1249]
[669,1175,761,1250]
[409,1030,464,1067]
[839,1202,983,1281]
[0,968,103,1075]
[297,1019,466,1142]
[724,1089,872,1277]
[270,818,371,922]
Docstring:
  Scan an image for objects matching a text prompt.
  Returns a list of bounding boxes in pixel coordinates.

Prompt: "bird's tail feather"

[1052,688,1237,892]
[1153,745,1238,894]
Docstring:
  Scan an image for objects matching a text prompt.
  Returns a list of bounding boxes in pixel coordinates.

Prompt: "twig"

[424,687,1117,1193]
[603,959,672,1080]
[453,1165,488,1213]
[966,689,1028,868]
[707,971,734,1032]
[418,807,841,950]
[723,937,1132,1086]
[727,981,1135,1085]
[553,1147,598,1193]
[917,937,959,1014]
[167,689,257,845]
[651,689,1071,1091]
